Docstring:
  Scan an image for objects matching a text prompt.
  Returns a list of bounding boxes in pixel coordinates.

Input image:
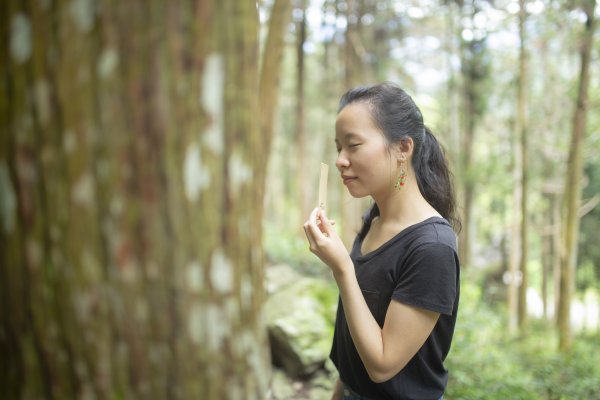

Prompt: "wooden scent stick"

[318,163,329,211]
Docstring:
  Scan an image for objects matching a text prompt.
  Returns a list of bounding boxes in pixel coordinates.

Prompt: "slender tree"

[517,0,529,331]
[295,0,308,219]
[557,0,597,351]
[508,124,522,333]
[340,0,369,247]
[456,0,490,268]
[258,0,293,211]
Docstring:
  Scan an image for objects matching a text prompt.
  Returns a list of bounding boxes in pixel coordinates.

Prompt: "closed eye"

[335,143,361,153]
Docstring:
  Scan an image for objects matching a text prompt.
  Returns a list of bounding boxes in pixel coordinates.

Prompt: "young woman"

[303,82,460,400]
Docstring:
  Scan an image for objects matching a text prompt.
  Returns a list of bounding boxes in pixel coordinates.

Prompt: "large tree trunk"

[0,1,270,399]
[557,0,596,352]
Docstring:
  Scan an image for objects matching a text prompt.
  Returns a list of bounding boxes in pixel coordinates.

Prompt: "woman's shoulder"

[404,217,457,252]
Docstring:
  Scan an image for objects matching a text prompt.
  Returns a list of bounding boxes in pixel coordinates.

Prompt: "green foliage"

[446,275,600,400]
[264,223,328,277]
[527,332,600,400]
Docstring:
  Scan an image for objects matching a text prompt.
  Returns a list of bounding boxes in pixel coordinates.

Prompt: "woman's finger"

[317,209,335,237]
[306,208,329,242]
[303,222,317,248]
[309,207,319,225]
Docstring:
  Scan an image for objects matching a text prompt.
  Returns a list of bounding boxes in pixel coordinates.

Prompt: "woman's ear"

[393,138,414,161]
[402,137,414,155]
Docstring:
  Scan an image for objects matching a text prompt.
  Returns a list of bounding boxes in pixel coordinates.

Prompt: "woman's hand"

[303,207,353,277]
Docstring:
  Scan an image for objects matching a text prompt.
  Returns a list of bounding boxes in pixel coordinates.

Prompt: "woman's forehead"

[336,105,381,138]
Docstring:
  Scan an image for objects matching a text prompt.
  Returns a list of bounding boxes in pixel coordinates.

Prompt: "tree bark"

[0,1,270,398]
[557,0,596,352]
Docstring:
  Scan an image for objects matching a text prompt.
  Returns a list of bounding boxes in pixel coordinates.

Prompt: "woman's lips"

[342,176,357,185]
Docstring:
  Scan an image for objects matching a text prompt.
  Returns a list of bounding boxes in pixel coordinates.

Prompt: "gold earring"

[395,161,406,191]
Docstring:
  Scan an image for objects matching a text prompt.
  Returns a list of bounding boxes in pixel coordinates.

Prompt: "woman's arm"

[331,377,343,400]
[335,267,439,382]
[304,208,439,383]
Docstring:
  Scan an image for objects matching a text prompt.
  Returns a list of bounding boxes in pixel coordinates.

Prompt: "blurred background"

[1,0,599,399]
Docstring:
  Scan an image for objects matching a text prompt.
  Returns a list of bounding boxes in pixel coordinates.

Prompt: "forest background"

[1,0,599,399]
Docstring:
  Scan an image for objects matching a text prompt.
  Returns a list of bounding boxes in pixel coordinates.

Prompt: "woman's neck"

[373,174,440,228]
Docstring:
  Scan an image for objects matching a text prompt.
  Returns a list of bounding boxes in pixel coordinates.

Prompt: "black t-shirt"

[330,217,460,400]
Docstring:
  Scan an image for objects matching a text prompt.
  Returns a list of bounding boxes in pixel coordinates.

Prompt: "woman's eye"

[349,143,360,148]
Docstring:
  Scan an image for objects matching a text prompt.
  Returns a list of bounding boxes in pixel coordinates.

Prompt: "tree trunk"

[553,193,562,324]
[0,1,270,398]
[456,0,489,269]
[557,0,596,352]
[541,212,551,319]
[517,0,529,331]
[444,3,461,170]
[340,0,369,247]
[508,142,522,334]
[296,0,308,220]
[258,0,293,213]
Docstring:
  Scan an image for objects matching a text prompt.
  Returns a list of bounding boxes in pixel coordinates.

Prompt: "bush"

[445,275,600,400]
[527,332,600,399]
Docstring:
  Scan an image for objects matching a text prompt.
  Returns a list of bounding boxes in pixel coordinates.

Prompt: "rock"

[305,385,333,400]
[269,368,297,400]
[265,264,302,294]
[265,266,338,379]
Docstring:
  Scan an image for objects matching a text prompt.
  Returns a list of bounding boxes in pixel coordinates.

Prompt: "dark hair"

[338,82,461,237]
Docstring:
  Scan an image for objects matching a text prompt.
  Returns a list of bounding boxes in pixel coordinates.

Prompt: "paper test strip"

[318,163,329,210]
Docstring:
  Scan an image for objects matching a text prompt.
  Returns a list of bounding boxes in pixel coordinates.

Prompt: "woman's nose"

[336,151,350,170]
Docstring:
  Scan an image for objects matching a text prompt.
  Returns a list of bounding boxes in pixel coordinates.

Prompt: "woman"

[303,82,460,400]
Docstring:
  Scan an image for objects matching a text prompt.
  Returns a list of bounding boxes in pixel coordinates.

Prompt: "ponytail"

[415,127,460,232]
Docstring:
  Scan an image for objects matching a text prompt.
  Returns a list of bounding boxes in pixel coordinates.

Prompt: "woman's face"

[335,102,397,199]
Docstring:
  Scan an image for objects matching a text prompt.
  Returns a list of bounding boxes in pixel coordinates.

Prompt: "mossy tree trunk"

[0,1,270,399]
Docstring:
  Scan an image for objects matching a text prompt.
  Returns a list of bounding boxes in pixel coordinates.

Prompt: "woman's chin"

[346,188,369,199]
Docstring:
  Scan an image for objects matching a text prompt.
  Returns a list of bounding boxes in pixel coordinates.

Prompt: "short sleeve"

[392,242,458,315]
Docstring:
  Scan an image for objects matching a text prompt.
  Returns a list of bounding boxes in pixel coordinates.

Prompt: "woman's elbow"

[367,367,399,384]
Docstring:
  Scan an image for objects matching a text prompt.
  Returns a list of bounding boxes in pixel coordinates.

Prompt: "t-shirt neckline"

[356,216,447,260]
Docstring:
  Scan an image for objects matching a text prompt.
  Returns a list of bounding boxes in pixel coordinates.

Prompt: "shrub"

[445,275,599,399]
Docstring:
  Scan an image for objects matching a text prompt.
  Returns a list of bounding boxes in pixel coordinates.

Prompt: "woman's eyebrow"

[335,133,360,143]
